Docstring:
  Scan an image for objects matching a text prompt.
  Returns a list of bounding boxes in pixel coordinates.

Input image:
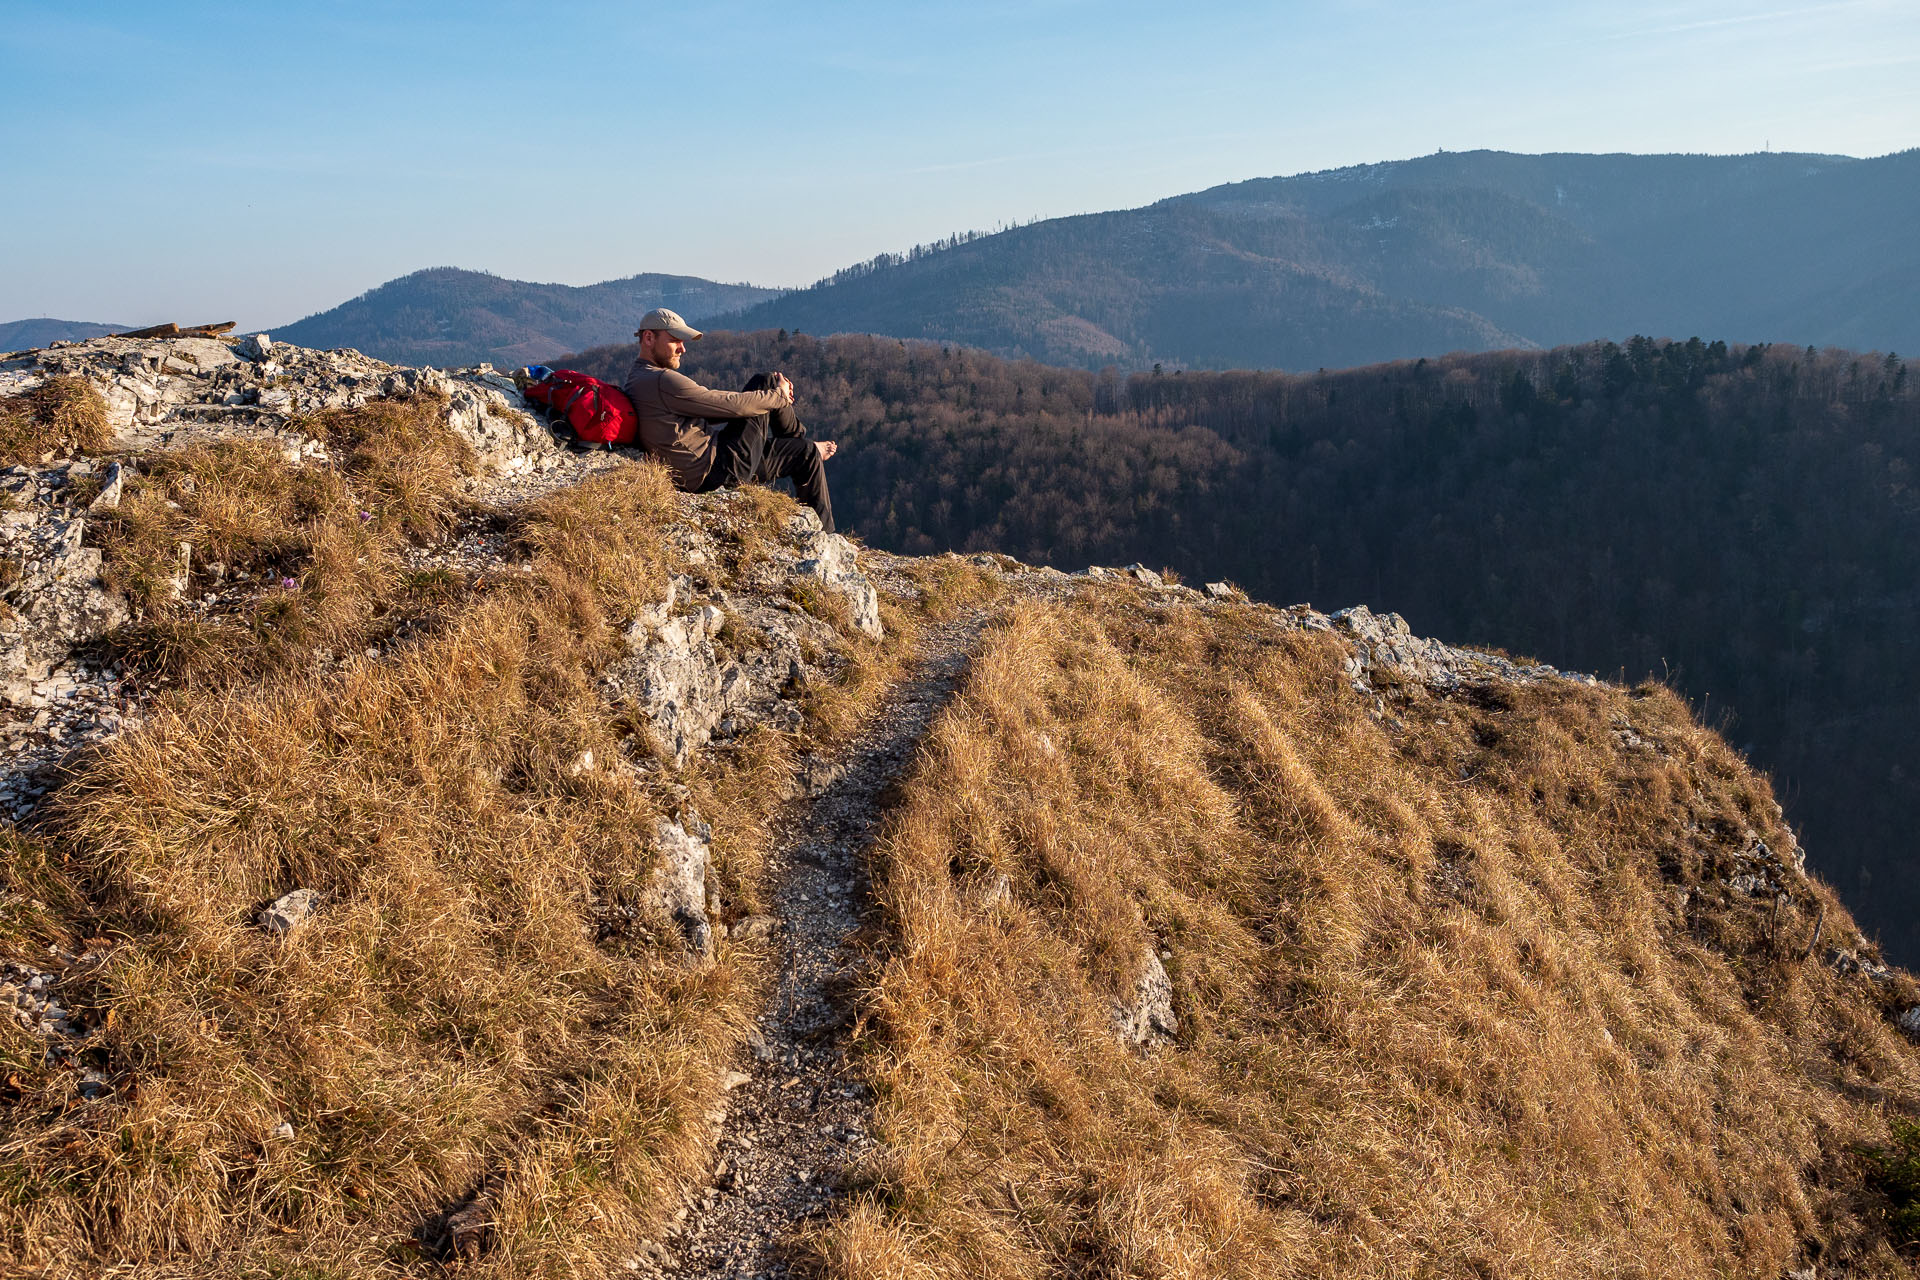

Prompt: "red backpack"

[521,367,638,447]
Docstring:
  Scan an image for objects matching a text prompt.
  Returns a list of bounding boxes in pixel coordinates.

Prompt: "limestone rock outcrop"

[791,516,884,640]
[1,461,130,704]
[598,501,889,770]
[2,333,560,476]
[605,579,753,768]
[1326,603,1587,693]
[1064,569,1589,697]
[651,814,717,966]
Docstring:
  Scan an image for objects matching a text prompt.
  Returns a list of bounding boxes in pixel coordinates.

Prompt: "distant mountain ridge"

[17,150,1917,372]
[0,319,128,351]
[727,148,1920,370]
[271,267,786,368]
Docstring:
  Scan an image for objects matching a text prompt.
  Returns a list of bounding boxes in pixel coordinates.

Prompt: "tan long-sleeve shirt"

[624,360,791,491]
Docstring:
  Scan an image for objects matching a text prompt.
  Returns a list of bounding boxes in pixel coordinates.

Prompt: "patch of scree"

[0,947,116,1102]
[1,457,139,825]
[0,656,137,826]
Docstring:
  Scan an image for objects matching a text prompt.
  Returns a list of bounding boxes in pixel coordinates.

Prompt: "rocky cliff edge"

[0,331,1913,1277]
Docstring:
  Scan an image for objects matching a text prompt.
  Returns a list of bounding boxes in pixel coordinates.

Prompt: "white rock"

[794,532,883,640]
[88,461,125,510]
[651,816,715,966]
[21,334,558,473]
[606,593,757,768]
[1111,946,1178,1049]
[165,540,192,602]
[1330,603,1575,693]
[0,506,129,704]
[259,888,322,936]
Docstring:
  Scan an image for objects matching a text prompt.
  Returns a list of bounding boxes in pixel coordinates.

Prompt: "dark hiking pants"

[700,371,835,533]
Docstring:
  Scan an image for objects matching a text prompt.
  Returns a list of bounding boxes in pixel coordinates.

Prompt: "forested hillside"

[571,330,1920,963]
[274,267,784,369]
[726,148,1920,370]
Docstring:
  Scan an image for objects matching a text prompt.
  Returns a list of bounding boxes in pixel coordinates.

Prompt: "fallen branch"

[115,322,237,339]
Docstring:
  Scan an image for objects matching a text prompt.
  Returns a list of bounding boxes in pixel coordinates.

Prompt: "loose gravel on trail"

[638,611,990,1280]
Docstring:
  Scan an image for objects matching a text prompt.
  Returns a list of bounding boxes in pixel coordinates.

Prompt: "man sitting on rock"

[624,308,838,533]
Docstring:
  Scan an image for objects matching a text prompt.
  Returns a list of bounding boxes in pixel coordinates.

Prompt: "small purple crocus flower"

[359,511,372,522]
[281,577,299,590]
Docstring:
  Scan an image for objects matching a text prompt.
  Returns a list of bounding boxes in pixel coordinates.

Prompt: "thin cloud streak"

[1599,0,1877,41]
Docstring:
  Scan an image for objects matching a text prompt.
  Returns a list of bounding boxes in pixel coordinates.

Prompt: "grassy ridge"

[824,594,1920,1278]
[0,387,912,1275]
[566,330,1920,970]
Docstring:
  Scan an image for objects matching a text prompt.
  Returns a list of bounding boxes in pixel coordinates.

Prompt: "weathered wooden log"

[115,321,237,339]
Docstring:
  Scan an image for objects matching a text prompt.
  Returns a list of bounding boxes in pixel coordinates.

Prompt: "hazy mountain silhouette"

[727,149,1920,370]
[272,267,785,368]
[0,319,128,350]
[20,151,1917,374]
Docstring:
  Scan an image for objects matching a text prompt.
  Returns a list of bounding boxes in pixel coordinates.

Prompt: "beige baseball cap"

[635,307,702,341]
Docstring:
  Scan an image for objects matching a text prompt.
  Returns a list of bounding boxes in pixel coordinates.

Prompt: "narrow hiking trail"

[633,608,993,1280]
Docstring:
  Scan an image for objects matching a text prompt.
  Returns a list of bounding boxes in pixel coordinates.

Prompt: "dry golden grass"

[94,397,482,688]
[726,483,803,541]
[8,607,737,1273]
[0,462,718,1277]
[820,596,1920,1279]
[0,407,912,1276]
[897,555,1006,624]
[0,377,112,466]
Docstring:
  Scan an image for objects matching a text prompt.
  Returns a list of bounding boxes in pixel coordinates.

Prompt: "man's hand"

[815,440,838,462]
[777,372,795,403]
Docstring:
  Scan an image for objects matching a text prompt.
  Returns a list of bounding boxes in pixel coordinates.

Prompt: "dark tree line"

[568,331,1920,964]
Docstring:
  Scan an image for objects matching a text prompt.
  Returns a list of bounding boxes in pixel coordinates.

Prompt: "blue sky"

[4,0,1916,329]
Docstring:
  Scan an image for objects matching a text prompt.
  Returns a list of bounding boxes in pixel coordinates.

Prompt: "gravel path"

[8,419,1055,1274]
[638,610,992,1280]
